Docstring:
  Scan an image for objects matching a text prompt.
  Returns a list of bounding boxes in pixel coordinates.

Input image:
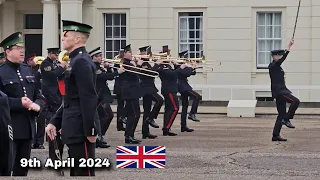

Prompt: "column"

[60,0,83,47]
[42,0,59,56]
[1,0,16,39]
[82,0,95,50]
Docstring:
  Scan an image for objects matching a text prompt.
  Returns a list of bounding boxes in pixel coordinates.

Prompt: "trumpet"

[33,56,45,65]
[102,58,159,78]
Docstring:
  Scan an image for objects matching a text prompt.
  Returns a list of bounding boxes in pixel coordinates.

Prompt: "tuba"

[58,50,70,63]
[33,56,45,65]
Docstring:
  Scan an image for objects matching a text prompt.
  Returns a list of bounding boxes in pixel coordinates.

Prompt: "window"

[178,12,203,58]
[256,12,282,68]
[24,14,43,29]
[104,13,126,59]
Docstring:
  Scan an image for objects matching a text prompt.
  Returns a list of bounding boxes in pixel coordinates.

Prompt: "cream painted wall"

[1,0,320,102]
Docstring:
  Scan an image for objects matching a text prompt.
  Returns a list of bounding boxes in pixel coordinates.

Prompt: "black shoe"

[163,130,177,136]
[272,136,287,141]
[181,127,194,132]
[96,139,111,148]
[132,137,141,142]
[147,117,159,128]
[188,114,200,122]
[117,127,125,131]
[38,144,45,149]
[142,133,158,139]
[125,136,140,144]
[99,135,108,144]
[282,119,295,128]
[32,144,39,149]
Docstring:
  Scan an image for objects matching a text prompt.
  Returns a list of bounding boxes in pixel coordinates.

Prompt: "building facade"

[0,0,320,102]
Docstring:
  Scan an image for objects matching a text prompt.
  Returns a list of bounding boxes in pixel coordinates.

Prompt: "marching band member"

[89,47,124,148]
[269,38,298,142]
[121,44,143,144]
[0,32,43,176]
[0,52,5,65]
[158,53,184,136]
[25,53,46,149]
[40,47,66,174]
[176,51,202,132]
[46,20,97,176]
[113,50,126,131]
[137,45,163,139]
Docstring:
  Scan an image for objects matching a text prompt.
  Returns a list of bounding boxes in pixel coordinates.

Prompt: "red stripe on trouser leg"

[166,93,178,129]
[84,141,91,176]
[283,95,295,103]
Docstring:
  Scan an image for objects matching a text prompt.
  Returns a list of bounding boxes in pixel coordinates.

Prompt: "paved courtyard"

[24,113,320,180]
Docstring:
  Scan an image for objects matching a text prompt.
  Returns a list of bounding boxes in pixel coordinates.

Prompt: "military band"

[0,17,304,177]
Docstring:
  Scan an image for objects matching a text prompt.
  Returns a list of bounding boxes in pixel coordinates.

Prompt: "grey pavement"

[21,114,320,180]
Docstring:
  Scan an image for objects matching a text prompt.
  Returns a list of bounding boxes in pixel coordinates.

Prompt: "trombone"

[58,50,70,63]
[102,58,159,78]
[33,56,45,65]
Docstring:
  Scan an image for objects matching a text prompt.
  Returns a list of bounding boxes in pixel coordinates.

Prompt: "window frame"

[251,8,286,73]
[256,12,282,69]
[178,12,204,59]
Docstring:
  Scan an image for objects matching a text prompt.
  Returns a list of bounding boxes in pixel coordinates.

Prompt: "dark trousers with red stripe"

[162,93,179,131]
[142,93,164,135]
[180,90,202,127]
[273,94,300,137]
[97,102,114,136]
[68,139,95,176]
[124,98,141,137]
[116,95,126,129]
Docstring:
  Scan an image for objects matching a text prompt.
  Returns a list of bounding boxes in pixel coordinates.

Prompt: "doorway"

[24,34,42,58]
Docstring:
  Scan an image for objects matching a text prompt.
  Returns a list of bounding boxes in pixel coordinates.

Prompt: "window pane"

[266,13,272,25]
[196,44,200,51]
[189,31,195,38]
[274,40,281,49]
[274,13,281,25]
[188,18,195,29]
[180,30,188,40]
[121,27,126,38]
[24,14,43,29]
[105,40,112,51]
[106,52,113,59]
[190,44,195,51]
[113,40,120,52]
[189,53,195,58]
[257,13,265,25]
[266,40,273,52]
[258,52,265,66]
[266,26,272,38]
[257,26,265,38]
[114,27,120,38]
[105,14,112,26]
[121,14,126,25]
[121,40,126,49]
[258,40,266,51]
[274,26,281,38]
[196,18,202,29]
[114,14,120,25]
[179,44,188,52]
[196,31,201,38]
[106,27,112,38]
[179,17,188,29]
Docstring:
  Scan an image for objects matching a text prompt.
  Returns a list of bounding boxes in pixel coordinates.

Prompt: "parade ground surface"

[23,107,320,180]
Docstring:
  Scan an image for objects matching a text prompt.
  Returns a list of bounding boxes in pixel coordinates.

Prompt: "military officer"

[268,38,298,142]
[158,53,184,136]
[176,50,202,132]
[0,52,5,65]
[89,47,124,148]
[0,90,13,176]
[0,32,44,176]
[120,44,143,144]
[137,45,162,139]
[40,47,66,174]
